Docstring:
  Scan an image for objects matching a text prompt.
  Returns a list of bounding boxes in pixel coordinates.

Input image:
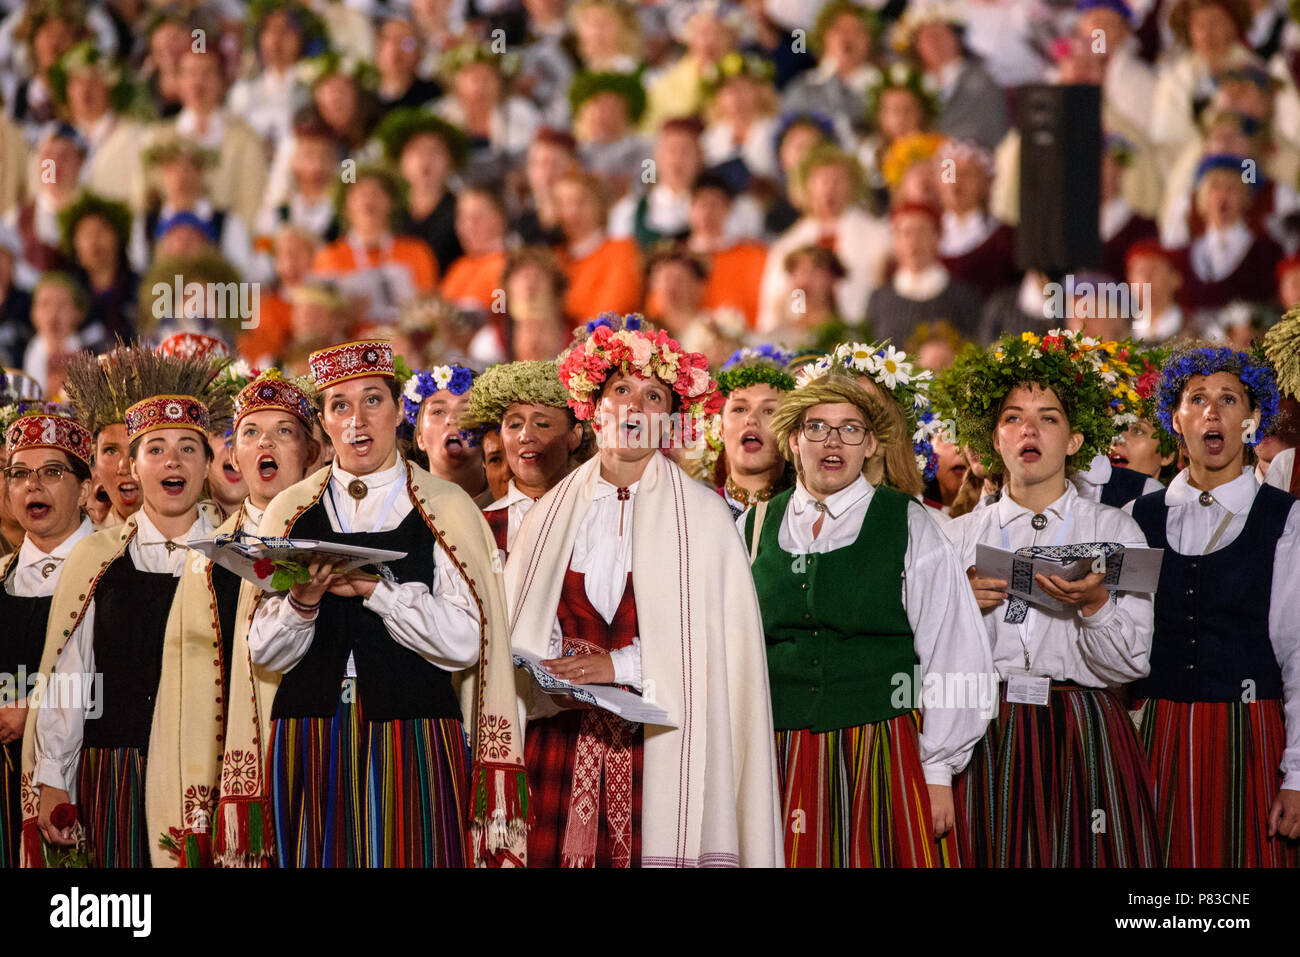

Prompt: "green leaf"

[294,565,312,584]
[270,569,294,592]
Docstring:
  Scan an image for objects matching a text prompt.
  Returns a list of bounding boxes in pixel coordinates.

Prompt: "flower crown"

[296,52,378,89]
[1121,343,1179,456]
[701,53,775,94]
[1154,345,1280,446]
[437,41,522,81]
[797,341,944,481]
[865,62,939,126]
[716,345,796,396]
[402,365,476,427]
[931,329,1131,475]
[557,312,724,425]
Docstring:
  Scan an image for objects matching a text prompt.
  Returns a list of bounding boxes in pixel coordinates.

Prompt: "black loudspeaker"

[1015,84,1102,275]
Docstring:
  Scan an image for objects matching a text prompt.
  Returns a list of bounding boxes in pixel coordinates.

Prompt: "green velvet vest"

[747,485,918,732]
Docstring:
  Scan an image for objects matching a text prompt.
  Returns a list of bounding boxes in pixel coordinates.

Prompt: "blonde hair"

[771,373,895,481]
[855,376,925,497]
[570,0,642,59]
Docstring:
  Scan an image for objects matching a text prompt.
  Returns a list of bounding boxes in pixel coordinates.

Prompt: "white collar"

[331,457,405,494]
[568,231,607,260]
[134,506,210,547]
[242,499,265,531]
[892,263,950,300]
[935,60,963,97]
[161,197,214,220]
[940,209,996,257]
[790,475,871,521]
[1201,221,1251,247]
[176,107,227,147]
[483,479,539,510]
[1165,467,1257,514]
[1072,452,1112,488]
[1133,303,1182,341]
[1099,196,1131,241]
[593,475,639,501]
[16,516,95,568]
[996,482,1076,529]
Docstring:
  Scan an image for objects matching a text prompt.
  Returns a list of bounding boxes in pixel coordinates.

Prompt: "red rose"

[253,558,274,578]
[50,803,78,829]
[1042,335,1065,351]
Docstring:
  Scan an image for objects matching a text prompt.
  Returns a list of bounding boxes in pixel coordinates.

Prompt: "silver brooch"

[1198,490,1214,507]
[1031,513,1048,530]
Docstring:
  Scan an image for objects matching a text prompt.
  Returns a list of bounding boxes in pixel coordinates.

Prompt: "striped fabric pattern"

[952,724,997,868]
[1,744,20,867]
[269,685,471,868]
[776,711,959,868]
[78,746,150,868]
[1141,698,1299,867]
[992,687,1160,867]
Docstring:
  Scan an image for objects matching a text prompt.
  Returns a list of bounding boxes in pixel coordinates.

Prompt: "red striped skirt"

[78,746,150,868]
[268,681,471,868]
[975,685,1160,867]
[1140,698,1299,867]
[776,711,960,867]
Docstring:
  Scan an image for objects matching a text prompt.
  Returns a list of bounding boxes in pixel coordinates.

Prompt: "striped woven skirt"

[952,724,997,868]
[268,682,471,868]
[77,746,150,868]
[1,742,20,867]
[1140,698,1299,867]
[776,711,960,868]
[982,684,1160,867]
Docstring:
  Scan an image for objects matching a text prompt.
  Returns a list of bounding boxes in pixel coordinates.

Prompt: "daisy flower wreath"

[796,340,945,481]
[1154,344,1280,447]
[930,329,1128,476]
[557,312,724,442]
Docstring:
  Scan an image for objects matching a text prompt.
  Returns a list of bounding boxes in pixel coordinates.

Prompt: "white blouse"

[737,476,997,787]
[542,476,643,691]
[5,517,94,598]
[246,459,480,677]
[946,483,1154,688]
[33,509,215,794]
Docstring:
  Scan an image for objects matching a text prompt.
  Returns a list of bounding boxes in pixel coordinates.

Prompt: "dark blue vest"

[1129,484,1292,702]
[1100,465,1150,508]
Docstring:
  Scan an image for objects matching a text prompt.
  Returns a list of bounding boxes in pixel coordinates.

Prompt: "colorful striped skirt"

[1140,698,1299,867]
[268,682,472,868]
[1,742,20,867]
[972,684,1160,867]
[776,711,960,867]
[952,724,997,869]
[77,746,150,868]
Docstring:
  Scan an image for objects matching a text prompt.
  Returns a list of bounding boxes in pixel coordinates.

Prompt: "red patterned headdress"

[234,373,315,427]
[158,332,232,361]
[5,413,94,466]
[124,394,211,440]
[308,339,395,390]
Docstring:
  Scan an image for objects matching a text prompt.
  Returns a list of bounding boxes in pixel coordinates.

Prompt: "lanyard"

[1001,502,1075,673]
[328,475,405,535]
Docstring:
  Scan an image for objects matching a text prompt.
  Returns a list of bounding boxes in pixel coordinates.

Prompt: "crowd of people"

[0,0,1299,870]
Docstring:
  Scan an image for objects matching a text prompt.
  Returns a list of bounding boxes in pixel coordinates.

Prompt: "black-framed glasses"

[801,421,868,445]
[3,465,70,485]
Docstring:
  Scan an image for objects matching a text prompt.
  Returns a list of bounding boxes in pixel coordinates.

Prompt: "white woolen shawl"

[507,452,783,868]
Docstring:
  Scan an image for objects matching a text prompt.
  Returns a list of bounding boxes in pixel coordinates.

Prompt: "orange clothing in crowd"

[701,241,768,329]
[440,250,507,312]
[559,237,643,322]
[237,290,292,364]
[312,235,439,290]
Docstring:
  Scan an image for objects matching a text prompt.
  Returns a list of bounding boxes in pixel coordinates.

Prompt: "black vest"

[1100,465,1150,508]
[1130,485,1291,702]
[83,554,181,749]
[1,560,53,798]
[270,497,463,722]
[0,560,52,694]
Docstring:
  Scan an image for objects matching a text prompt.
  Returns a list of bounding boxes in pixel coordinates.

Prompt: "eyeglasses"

[3,465,71,485]
[801,421,868,445]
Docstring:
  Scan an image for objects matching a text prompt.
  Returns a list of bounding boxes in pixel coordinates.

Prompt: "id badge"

[1005,673,1051,706]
